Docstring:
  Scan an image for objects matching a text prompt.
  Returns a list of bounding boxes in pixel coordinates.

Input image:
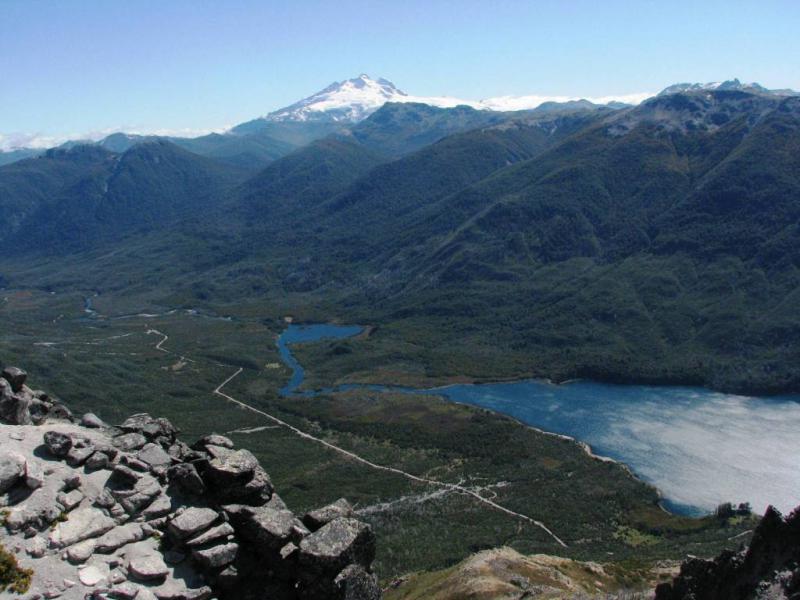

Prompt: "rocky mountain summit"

[0,366,381,599]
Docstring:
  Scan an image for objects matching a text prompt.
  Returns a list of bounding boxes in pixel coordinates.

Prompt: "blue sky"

[1,0,798,147]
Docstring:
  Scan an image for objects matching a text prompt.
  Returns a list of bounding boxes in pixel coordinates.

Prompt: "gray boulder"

[1,366,27,392]
[191,434,234,451]
[0,388,33,425]
[66,442,95,466]
[120,413,178,442]
[43,430,73,457]
[204,448,259,485]
[66,539,96,563]
[85,451,110,470]
[202,448,274,505]
[168,462,206,495]
[111,464,143,486]
[224,504,308,553]
[334,564,382,600]
[303,498,355,531]
[298,518,376,579]
[114,474,162,514]
[81,412,104,428]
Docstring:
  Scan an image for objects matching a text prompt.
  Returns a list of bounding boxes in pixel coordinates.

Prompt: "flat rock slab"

[49,507,116,548]
[137,443,172,468]
[113,432,147,451]
[303,498,354,531]
[192,542,238,569]
[78,564,107,587]
[168,507,218,540]
[95,523,145,553]
[128,552,169,582]
[186,522,234,547]
[205,449,259,484]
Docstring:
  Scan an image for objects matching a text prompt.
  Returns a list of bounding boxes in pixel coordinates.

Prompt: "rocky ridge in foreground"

[655,503,800,600]
[0,365,381,599]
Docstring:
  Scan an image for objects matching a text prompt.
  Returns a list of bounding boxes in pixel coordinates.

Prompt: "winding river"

[277,323,800,517]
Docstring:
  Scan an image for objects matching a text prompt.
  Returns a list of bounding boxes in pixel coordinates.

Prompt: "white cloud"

[478,91,654,111]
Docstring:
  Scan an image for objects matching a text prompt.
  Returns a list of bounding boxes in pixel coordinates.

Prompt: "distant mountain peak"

[658,79,796,97]
[265,75,414,123]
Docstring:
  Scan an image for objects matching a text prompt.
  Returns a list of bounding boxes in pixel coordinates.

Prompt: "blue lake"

[278,324,800,516]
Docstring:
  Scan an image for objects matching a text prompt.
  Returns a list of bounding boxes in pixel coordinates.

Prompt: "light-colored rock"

[25,458,45,489]
[79,564,106,586]
[81,413,104,428]
[26,536,47,557]
[66,538,96,563]
[49,507,116,548]
[0,450,26,493]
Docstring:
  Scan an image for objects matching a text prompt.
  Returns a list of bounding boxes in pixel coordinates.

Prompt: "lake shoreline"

[279,322,800,517]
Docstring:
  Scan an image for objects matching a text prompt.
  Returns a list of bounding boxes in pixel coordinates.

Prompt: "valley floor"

[0,288,757,579]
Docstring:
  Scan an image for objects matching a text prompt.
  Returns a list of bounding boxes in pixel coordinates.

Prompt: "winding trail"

[141,322,567,546]
[146,329,169,353]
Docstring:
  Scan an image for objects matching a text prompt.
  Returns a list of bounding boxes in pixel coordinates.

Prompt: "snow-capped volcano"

[263,74,656,124]
[265,74,476,123]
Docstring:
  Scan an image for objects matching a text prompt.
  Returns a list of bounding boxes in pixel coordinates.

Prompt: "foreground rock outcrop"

[655,504,800,600]
[0,366,381,599]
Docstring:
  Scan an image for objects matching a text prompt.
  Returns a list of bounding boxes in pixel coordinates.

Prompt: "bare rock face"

[0,365,382,600]
[299,518,377,578]
[656,505,800,600]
